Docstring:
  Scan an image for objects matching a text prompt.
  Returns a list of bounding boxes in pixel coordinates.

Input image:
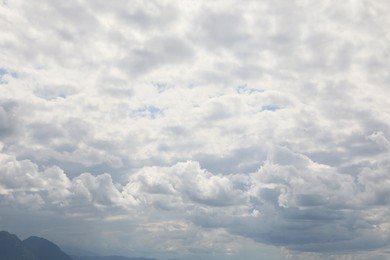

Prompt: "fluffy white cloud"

[1,0,390,259]
[125,161,247,208]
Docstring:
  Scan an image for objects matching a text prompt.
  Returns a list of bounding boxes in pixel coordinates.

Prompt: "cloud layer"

[1,0,390,259]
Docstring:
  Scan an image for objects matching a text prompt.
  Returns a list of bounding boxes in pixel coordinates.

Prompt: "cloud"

[119,36,194,76]
[194,9,249,49]
[2,141,390,256]
[234,146,385,252]
[0,101,19,139]
[1,0,390,259]
[72,173,123,206]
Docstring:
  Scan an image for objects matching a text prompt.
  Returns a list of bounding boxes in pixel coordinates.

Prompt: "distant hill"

[0,230,158,260]
[72,256,156,260]
[23,236,73,260]
[0,230,73,260]
[0,231,38,260]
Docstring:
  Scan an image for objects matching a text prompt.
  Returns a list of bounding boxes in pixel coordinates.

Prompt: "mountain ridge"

[0,231,38,260]
[0,230,159,260]
[23,235,73,260]
[72,256,157,260]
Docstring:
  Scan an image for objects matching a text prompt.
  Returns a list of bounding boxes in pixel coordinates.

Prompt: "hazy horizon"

[1,1,390,259]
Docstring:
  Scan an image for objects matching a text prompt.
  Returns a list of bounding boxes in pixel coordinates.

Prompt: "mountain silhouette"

[0,230,73,260]
[22,236,73,260]
[72,257,156,260]
[0,230,158,260]
[0,230,38,260]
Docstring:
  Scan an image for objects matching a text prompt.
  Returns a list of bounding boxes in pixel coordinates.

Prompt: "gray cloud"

[194,9,249,49]
[116,2,178,31]
[0,101,19,139]
[119,36,194,76]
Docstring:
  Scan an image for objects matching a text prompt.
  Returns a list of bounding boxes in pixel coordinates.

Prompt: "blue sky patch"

[236,84,263,94]
[0,68,17,84]
[131,105,163,119]
[261,105,281,111]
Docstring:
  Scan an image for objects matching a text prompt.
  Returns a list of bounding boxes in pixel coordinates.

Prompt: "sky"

[1,0,390,259]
